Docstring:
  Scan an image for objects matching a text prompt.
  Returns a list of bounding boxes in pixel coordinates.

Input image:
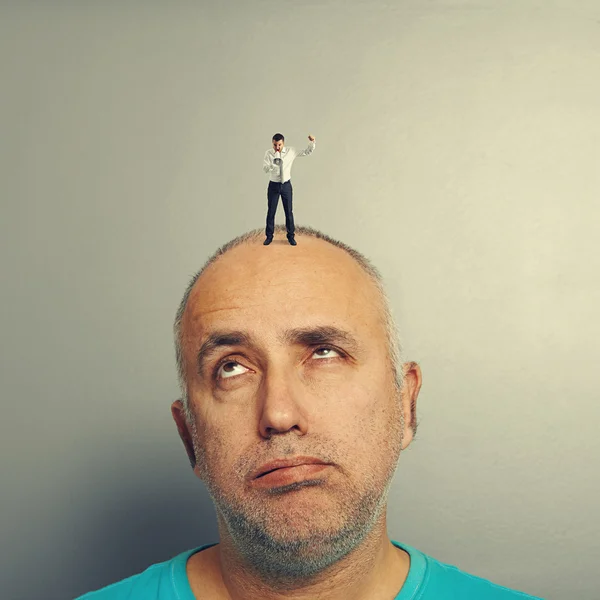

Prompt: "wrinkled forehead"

[181,238,384,348]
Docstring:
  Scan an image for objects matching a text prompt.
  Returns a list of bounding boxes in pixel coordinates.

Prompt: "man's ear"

[400,362,422,449]
[171,399,196,468]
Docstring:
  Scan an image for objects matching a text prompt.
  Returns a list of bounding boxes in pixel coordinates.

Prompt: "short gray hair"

[174,225,403,421]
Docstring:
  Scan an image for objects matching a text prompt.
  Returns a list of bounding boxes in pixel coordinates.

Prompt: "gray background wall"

[1,1,599,598]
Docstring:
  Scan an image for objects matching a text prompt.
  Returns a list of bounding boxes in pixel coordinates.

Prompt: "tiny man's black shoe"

[288,237,297,246]
[263,237,273,246]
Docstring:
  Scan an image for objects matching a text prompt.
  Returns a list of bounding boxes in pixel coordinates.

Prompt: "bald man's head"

[169,225,422,582]
[173,225,404,420]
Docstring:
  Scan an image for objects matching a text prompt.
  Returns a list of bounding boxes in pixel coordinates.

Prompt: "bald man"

[78,225,542,600]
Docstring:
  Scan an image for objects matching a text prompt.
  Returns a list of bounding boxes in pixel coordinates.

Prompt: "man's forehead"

[194,237,365,296]
[182,238,381,340]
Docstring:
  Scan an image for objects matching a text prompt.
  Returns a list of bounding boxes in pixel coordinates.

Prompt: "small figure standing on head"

[263,133,316,246]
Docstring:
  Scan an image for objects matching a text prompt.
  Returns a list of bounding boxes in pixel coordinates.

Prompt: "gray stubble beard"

[191,394,405,589]
[211,477,391,589]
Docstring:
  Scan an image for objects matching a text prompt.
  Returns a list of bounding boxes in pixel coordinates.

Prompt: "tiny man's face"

[176,238,419,551]
[272,139,284,152]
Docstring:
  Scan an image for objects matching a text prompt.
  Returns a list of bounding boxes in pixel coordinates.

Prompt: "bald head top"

[174,225,403,415]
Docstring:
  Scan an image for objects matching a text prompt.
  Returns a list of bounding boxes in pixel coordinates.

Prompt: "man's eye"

[217,361,249,379]
[312,347,342,360]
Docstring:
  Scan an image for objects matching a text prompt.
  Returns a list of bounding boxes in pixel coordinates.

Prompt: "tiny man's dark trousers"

[266,180,295,239]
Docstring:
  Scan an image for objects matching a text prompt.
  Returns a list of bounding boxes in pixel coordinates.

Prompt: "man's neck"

[187,523,410,600]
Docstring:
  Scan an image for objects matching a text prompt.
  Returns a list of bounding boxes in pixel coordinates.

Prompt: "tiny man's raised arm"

[297,135,316,157]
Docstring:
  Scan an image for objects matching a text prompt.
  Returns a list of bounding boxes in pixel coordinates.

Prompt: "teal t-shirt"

[76,541,543,599]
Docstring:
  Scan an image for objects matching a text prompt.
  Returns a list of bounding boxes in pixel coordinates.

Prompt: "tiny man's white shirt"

[263,141,315,183]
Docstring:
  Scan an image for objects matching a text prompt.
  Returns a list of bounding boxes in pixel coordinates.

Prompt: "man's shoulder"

[75,563,165,599]
[75,547,203,600]
[427,558,541,598]
[396,542,542,599]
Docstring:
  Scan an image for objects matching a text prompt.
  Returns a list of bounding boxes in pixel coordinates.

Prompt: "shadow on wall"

[5,449,219,600]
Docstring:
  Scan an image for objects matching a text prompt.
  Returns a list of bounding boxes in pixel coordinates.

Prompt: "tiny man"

[263,133,316,246]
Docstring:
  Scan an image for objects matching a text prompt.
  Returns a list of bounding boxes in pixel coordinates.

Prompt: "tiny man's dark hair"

[272,133,284,142]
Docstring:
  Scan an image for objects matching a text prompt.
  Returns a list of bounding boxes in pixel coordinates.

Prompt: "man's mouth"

[251,457,331,489]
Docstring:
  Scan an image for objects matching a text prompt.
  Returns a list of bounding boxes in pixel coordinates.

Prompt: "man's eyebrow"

[195,326,361,374]
[196,331,252,373]
[280,326,361,352]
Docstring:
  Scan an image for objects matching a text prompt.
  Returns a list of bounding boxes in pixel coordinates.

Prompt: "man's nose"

[257,368,309,439]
